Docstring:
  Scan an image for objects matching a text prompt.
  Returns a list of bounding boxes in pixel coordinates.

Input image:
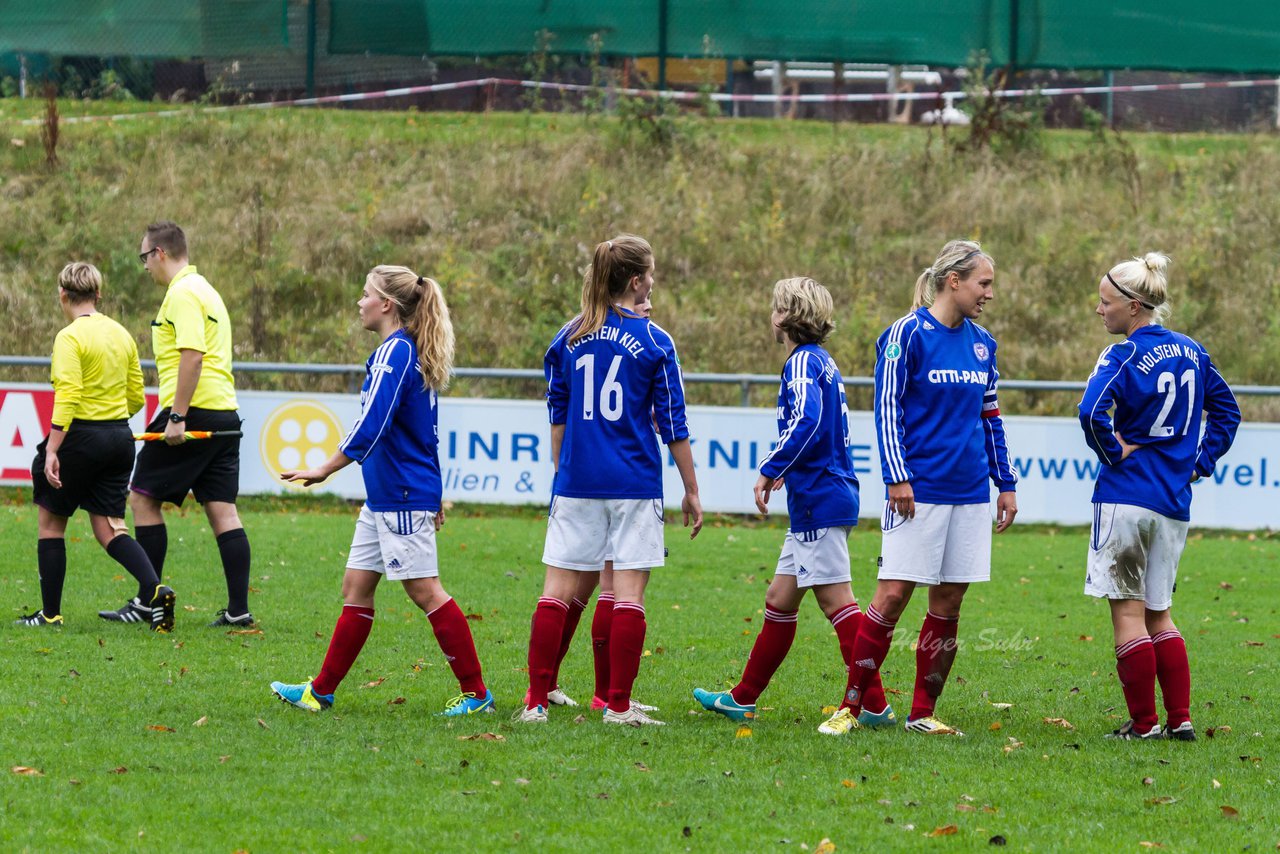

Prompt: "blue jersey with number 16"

[545,307,689,499]
[1078,324,1240,521]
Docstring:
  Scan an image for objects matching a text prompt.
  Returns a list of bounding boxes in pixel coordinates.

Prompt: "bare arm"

[280,449,355,486]
[667,438,703,539]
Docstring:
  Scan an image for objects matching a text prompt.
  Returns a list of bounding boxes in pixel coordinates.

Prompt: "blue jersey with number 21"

[545,307,689,499]
[1078,325,1240,521]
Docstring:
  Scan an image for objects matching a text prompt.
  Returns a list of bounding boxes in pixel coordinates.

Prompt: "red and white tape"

[21,75,1280,125]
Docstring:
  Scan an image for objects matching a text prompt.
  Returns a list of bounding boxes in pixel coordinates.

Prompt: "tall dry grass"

[1,106,1278,417]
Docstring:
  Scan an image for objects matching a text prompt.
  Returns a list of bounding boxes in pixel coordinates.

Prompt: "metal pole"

[19,53,27,98]
[305,0,318,98]
[1105,69,1115,126]
[657,0,669,90]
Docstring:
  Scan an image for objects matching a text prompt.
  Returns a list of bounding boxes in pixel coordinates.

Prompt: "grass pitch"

[1,496,1276,851]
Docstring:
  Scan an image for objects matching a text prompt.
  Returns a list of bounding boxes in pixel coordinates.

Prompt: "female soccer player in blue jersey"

[18,263,173,631]
[1078,253,1239,740]
[521,235,702,725]
[270,265,492,717]
[837,240,1019,737]
[692,277,891,732]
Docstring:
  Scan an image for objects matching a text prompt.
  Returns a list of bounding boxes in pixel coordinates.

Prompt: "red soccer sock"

[312,604,375,696]
[527,597,569,709]
[427,597,487,697]
[606,601,647,713]
[731,605,799,705]
[1151,629,1191,728]
[910,610,960,720]
[840,604,897,713]
[549,597,587,692]
[591,593,615,700]
[1116,636,1159,732]
[830,604,888,714]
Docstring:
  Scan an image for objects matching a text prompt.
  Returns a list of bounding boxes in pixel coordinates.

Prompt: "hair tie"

[605,240,613,251]
[416,276,425,286]
[1106,271,1156,310]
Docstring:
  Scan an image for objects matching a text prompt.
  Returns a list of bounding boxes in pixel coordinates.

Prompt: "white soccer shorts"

[542,496,666,571]
[347,504,439,580]
[1085,502,1188,611]
[774,526,853,588]
[878,501,992,585]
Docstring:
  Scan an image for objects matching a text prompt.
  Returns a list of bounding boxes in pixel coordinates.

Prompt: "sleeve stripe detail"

[760,350,823,476]
[878,315,918,484]
[1085,341,1137,466]
[339,337,406,459]
[646,322,682,439]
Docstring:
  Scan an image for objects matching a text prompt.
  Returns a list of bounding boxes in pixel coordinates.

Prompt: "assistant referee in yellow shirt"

[19,263,174,631]
[100,221,254,627]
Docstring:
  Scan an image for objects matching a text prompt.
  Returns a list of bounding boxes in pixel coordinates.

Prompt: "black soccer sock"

[107,535,161,602]
[217,528,252,616]
[135,523,168,582]
[37,538,67,617]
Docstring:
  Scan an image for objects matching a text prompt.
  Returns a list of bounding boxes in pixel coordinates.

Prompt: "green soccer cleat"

[440,690,496,717]
[271,680,333,712]
[857,704,898,729]
[16,610,63,627]
[693,688,756,722]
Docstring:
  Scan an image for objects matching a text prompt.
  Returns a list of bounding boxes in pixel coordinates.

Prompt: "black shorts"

[32,420,135,518]
[130,407,243,506]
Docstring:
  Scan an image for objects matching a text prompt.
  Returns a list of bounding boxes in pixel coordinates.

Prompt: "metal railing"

[3,355,1278,407]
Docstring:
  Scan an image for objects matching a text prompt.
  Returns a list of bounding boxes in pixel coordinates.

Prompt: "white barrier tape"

[20,75,1280,125]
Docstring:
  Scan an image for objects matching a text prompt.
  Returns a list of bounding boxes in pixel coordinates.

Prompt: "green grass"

[2,498,1277,851]
[3,102,1280,418]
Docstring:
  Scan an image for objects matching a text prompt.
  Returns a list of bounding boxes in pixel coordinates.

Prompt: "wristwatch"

[169,411,186,424]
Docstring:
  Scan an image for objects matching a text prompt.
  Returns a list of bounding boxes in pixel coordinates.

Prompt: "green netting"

[0,0,289,57]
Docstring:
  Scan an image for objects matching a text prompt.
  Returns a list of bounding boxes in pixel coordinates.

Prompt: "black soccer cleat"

[1105,719,1164,740]
[149,585,176,634]
[15,610,63,627]
[209,609,255,628]
[98,598,152,625]
[1164,721,1196,741]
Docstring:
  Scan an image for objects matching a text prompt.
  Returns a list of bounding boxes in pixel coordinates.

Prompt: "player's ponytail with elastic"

[367,265,455,390]
[913,239,992,309]
[1107,252,1171,324]
[570,234,653,344]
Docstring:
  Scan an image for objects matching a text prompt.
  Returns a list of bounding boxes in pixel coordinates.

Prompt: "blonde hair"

[772,277,835,345]
[913,240,993,309]
[58,262,102,305]
[570,234,652,345]
[1107,252,1171,324]
[367,265,455,390]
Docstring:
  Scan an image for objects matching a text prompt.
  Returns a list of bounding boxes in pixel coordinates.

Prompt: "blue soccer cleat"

[857,704,898,729]
[440,690,496,717]
[693,687,756,722]
[271,679,333,712]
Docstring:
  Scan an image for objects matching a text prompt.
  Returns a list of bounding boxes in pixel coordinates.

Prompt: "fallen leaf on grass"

[594,792,609,799]
[68,778,81,785]
[1212,779,1222,789]
[1145,796,1177,806]
[1043,717,1074,730]
[841,779,857,788]
[927,825,958,837]
[989,835,1007,846]
[387,697,406,705]
[183,605,197,612]
[110,766,128,774]
[514,778,530,785]
[1244,641,1265,647]
[1137,843,1163,849]
[1219,582,1233,590]
[68,669,79,678]
[362,678,386,688]
[822,705,838,715]
[1002,739,1024,754]
[885,687,905,695]
[193,716,208,727]
[1078,635,1094,642]
[465,613,483,621]
[989,721,1003,731]
[11,766,43,776]
[956,804,976,812]
[735,725,753,738]
[990,702,1014,710]
[218,756,230,764]
[146,725,175,733]
[1221,805,1240,819]
[814,839,836,854]
[456,733,505,741]
[1142,777,1154,786]
[256,718,269,730]
[573,715,587,723]
[634,762,650,772]
[228,629,262,636]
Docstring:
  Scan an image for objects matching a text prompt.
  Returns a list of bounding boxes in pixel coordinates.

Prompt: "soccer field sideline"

[2,502,1276,850]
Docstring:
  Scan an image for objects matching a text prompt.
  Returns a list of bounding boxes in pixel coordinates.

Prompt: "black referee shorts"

[130,407,243,506]
[32,419,135,518]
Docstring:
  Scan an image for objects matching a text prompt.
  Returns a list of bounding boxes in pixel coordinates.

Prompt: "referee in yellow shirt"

[18,263,175,631]
[100,221,254,627]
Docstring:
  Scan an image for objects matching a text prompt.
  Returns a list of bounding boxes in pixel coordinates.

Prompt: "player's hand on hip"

[279,468,330,487]
[683,492,703,539]
[163,420,187,445]
[44,452,61,489]
[994,490,1018,533]
[1114,431,1140,461]
[887,481,915,519]
[753,474,779,515]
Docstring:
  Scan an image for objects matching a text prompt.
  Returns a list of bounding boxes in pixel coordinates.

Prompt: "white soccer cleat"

[602,706,666,726]
[547,687,579,707]
[517,705,548,723]
[904,715,964,736]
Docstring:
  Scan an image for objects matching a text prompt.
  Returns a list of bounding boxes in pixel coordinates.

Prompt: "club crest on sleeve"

[884,342,902,360]
[973,342,989,360]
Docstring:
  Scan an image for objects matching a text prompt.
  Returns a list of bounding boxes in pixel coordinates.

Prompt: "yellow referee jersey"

[50,313,145,428]
[152,265,238,410]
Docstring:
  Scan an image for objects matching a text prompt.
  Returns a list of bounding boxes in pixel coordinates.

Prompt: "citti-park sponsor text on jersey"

[0,383,1274,529]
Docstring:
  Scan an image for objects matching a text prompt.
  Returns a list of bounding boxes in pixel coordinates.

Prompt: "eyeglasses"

[139,247,160,264]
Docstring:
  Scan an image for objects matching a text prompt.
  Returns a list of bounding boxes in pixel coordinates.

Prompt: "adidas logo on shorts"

[386,558,403,570]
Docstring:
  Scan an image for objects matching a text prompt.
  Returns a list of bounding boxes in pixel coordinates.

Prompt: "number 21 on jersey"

[1149,369,1196,438]
[575,353,624,421]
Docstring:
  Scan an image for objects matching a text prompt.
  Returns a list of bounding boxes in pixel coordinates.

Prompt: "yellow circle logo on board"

[260,401,345,488]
